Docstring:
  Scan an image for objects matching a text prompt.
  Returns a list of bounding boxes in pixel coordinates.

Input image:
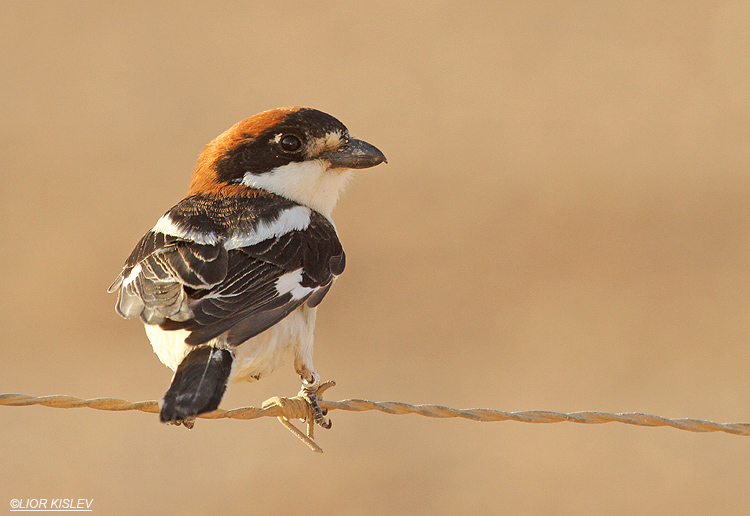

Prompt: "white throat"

[241,160,354,218]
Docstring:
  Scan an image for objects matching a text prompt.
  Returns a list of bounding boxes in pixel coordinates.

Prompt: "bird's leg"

[299,370,332,429]
[294,337,333,430]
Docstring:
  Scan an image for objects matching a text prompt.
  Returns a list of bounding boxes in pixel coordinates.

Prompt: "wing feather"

[110,194,345,348]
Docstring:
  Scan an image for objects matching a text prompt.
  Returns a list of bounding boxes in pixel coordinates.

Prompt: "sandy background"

[1,1,749,514]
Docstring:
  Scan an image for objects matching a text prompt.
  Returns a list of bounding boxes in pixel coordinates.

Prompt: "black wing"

[108,231,229,324]
[170,212,345,346]
[110,201,344,348]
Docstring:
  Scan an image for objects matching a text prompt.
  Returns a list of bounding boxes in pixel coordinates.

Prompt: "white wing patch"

[275,268,315,300]
[152,214,219,245]
[121,263,142,288]
[224,206,312,250]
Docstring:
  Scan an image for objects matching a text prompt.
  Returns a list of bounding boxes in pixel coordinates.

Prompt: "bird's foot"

[300,373,335,430]
[165,416,195,430]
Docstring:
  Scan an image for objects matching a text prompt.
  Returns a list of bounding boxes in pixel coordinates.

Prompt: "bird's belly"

[143,305,316,382]
[143,325,192,372]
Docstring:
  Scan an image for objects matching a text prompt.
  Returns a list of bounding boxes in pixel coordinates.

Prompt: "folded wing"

[109,195,344,348]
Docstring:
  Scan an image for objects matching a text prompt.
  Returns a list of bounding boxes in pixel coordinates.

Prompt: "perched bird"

[108,107,386,428]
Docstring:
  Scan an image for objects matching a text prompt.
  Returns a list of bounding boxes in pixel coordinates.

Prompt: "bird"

[108,107,386,428]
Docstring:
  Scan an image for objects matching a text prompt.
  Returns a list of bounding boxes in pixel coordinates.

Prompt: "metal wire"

[3,389,748,452]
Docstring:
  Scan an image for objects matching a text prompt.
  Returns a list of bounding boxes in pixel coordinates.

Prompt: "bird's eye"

[280,134,302,152]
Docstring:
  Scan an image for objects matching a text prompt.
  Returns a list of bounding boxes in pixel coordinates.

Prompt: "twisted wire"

[2,393,748,436]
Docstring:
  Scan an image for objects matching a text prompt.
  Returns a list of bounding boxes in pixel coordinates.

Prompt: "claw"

[166,416,195,430]
[299,376,335,430]
[303,388,332,429]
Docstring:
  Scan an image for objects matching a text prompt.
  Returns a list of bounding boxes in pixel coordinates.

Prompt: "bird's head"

[189,107,387,217]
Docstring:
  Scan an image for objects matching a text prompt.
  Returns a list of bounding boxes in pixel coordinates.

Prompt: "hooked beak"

[321,138,387,170]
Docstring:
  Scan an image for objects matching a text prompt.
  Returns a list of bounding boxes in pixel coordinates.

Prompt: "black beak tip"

[323,138,388,170]
[370,148,388,166]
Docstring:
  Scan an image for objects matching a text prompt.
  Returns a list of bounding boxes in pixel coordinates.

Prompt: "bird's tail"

[159,346,233,425]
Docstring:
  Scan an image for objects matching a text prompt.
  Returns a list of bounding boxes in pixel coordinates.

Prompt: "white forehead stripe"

[224,206,311,250]
[152,214,219,245]
[319,131,345,151]
[275,268,315,300]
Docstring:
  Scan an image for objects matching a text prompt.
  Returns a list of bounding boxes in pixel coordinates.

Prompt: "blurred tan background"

[1,1,749,514]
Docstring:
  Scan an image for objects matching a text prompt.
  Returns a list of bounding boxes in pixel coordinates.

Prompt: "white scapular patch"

[152,214,219,245]
[224,206,312,250]
[276,268,314,300]
[241,160,353,218]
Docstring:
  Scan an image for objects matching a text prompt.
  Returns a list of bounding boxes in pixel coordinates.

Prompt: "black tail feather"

[160,346,233,425]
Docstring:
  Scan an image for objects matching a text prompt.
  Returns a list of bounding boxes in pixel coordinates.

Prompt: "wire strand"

[3,390,748,452]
